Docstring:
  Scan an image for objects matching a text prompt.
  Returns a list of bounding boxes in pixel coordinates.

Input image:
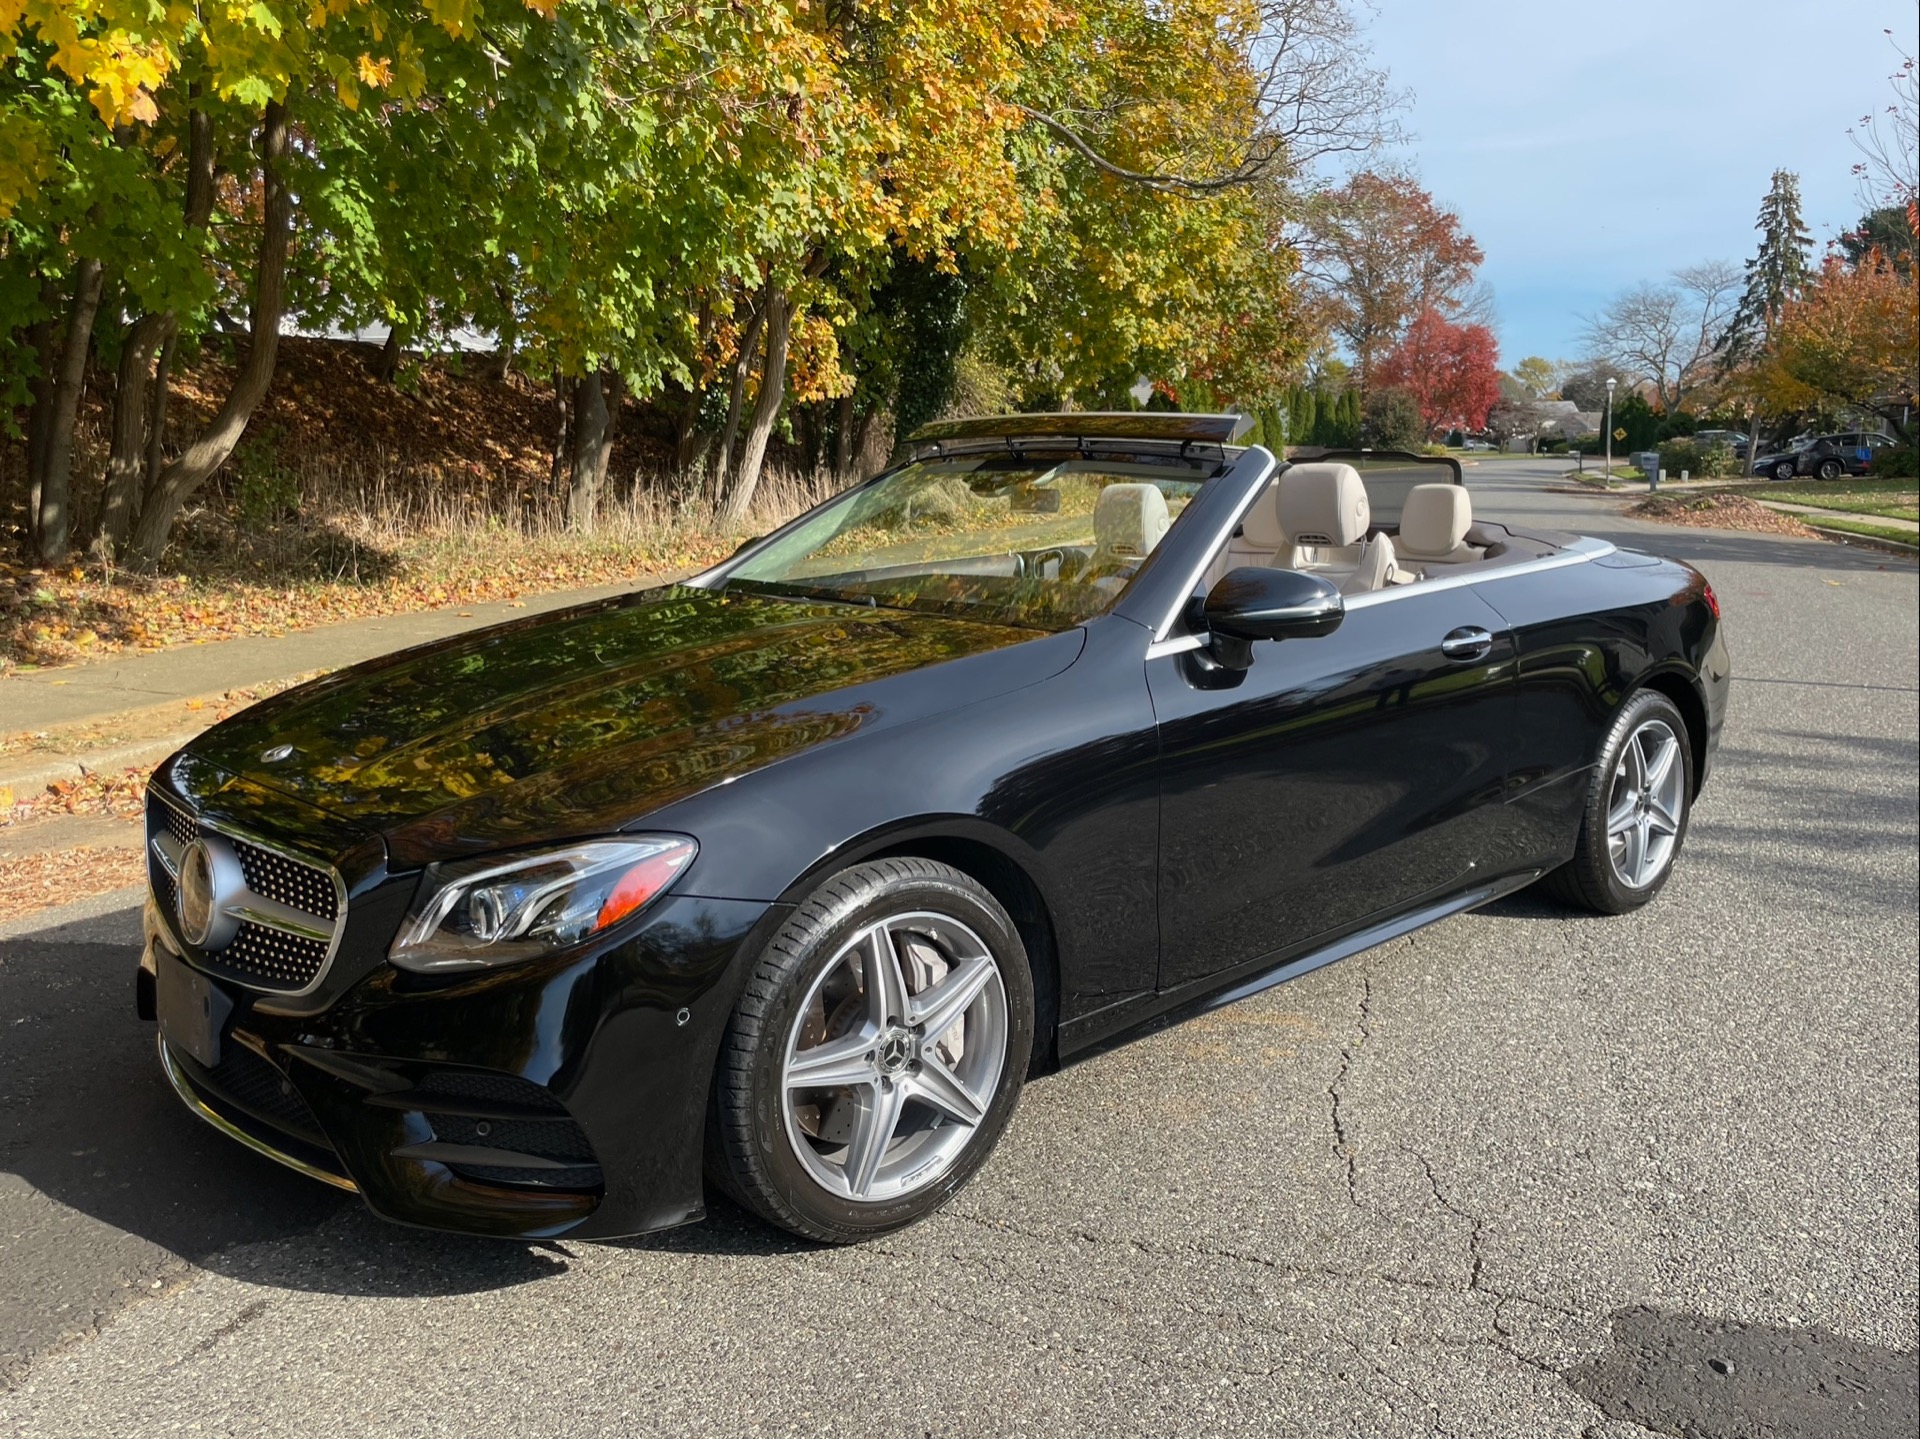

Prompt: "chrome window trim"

[1144,536,1618,659]
[147,788,350,998]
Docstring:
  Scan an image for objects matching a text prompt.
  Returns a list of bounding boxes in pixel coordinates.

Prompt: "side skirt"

[1057,869,1543,1067]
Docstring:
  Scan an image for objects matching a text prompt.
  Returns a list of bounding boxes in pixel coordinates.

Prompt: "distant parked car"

[1461,437,1493,451]
[1689,429,1748,459]
[1752,431,1897,481]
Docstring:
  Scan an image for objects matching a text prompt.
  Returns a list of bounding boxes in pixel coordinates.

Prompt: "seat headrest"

[1278,463,1370,548]
[1398,483,1472,559]
[1093,483,1171,562]
[1237,478,1286,549]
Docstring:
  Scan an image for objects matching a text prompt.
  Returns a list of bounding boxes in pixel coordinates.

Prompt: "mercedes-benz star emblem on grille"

[176,835,245,950]
[261,743,294,762]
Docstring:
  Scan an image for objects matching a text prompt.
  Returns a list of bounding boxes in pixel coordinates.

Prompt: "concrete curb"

[1802,525,1920,560]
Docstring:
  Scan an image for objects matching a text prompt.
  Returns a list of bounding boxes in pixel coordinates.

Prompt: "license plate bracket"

[156,950,233,1069]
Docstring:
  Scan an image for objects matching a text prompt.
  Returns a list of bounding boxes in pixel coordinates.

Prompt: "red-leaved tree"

[1374,307,1501,437]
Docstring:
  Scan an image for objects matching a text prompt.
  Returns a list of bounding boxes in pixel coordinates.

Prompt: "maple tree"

[1373,307,1500,439]
[1753,252,1918,441]
[1298,169,1483,395]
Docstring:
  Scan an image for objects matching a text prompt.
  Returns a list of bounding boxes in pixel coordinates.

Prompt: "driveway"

[3,462,1915,1437]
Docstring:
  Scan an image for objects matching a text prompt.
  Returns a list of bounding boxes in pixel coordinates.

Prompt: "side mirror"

[1200,567,1344,670]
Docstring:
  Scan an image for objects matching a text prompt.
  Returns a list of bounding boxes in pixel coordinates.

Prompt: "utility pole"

[1604,377,1616,481]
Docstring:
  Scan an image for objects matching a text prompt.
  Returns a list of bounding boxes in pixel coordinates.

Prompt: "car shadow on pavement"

[0,904,574,1304]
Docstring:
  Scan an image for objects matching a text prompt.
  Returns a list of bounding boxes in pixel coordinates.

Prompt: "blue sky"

[1359,0,1916,367]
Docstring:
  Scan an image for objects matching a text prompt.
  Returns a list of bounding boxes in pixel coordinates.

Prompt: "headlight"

[389,836,696,972]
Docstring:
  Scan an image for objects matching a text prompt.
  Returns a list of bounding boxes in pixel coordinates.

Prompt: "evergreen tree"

[1721,170,1815,367]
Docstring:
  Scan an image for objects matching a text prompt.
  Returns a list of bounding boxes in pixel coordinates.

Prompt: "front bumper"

[141,889,783,1240]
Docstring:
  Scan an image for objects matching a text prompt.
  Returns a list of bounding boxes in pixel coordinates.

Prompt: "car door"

[1148,582,1516,992]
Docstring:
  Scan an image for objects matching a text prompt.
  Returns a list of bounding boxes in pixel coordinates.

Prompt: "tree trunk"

[372,325,403,382]
[101,106,210,551]
[1743,413,1761,476]
[22,282,61,536]
[833,391,854,480]
[34,257,107,562]
[549,373,574,497]
[97,312,174,549]
[720,288,792,527]
[568,371,611,530]
[145,325,176,488]
[710,303,766,503]
[128,102,293,569]
[673,384,709,475]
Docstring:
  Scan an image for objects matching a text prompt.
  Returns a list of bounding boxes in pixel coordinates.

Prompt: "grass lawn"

[1803,515,1920,547]
[1745,476,1919,522]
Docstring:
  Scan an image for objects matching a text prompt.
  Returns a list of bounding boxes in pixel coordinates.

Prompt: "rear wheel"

[1816,458,1843,480]
[1542,690,1695,915]
[710,858,1034,1243]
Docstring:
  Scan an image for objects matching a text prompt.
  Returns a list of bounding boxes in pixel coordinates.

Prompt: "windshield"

[723,453,1212,629]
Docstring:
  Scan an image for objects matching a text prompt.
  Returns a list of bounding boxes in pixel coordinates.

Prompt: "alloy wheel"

[780,912,1008,1202]
[1606,718,1685,889]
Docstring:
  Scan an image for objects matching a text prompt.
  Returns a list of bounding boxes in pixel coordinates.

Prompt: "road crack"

[1327,974,1373,1206]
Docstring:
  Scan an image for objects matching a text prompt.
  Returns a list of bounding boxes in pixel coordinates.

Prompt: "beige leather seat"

[1396,483,1482,570]
[1277,462,1399,593]
[1090,483,1170,576]
[1203,477,1288,587]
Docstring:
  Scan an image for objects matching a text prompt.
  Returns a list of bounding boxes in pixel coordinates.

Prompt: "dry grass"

[3,335,875,674]
[1,466,845,674]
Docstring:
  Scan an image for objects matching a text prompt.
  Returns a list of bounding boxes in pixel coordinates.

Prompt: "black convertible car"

[138,413,1729,1243]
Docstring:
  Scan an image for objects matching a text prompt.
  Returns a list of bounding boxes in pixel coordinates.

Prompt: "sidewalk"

[0,576,649,794]
[1749,498,1919,535]
[2,577,644,735]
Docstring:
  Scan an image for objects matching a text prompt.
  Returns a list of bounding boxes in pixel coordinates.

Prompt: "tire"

[709,858,1035,1243]
[1772,459,1797,480]
[1816,459,1843,481]
[1541,690,1695,915]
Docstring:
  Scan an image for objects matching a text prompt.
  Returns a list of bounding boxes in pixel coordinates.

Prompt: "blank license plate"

[156,951,232,1069]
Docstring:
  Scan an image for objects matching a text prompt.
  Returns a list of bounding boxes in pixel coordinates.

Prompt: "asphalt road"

[3,460,1915,1437]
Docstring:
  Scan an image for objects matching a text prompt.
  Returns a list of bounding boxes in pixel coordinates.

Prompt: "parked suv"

[1753,431,1896,481]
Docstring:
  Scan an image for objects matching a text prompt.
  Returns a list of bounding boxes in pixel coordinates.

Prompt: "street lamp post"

[1604,377,1616,480]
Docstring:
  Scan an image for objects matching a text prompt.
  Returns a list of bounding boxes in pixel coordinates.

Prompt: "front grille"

[146,789,344,994]
[236,844,339,922]
[224,922,332,989]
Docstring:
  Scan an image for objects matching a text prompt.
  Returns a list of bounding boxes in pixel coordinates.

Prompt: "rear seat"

[1394,483,1484,574]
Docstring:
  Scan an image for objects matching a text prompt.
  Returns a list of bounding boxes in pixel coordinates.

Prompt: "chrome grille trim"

[146,788,349,996]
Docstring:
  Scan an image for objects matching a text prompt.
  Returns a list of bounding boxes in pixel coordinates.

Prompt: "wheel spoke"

[1607,790,1638,838]
[1622,732,1648,791]
[1646,798,1680,837]
[786,1031,877,1091]
[910,954,996,1043]
[863,923,912,1030]
[1622,815,1648,884]
[843,1079,907,1198]
[1644,735,1679,793]
[907,1052,988,1129]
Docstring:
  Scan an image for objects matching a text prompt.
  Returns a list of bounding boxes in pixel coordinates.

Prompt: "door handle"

[1440,626,1494,661]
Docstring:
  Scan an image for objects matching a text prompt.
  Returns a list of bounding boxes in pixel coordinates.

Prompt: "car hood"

[183,585,1082,867]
